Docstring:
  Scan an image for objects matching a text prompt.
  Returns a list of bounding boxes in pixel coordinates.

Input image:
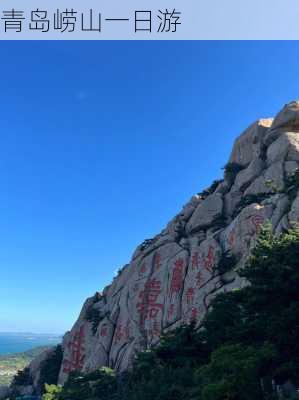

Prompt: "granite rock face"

[15,101,299,393]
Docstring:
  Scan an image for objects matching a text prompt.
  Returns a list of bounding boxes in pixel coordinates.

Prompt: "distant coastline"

[0,332,61,355]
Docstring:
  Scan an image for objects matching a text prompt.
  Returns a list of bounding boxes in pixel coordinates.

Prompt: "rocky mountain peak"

[11,101,299,396]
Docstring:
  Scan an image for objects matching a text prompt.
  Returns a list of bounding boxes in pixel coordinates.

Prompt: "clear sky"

[1,41,299,334]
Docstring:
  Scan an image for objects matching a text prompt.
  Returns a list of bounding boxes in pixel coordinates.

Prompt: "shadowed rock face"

[13,101,299,394]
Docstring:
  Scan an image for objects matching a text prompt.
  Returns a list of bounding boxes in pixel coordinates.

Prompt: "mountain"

[0,346,50,386]
[8,100,299,397]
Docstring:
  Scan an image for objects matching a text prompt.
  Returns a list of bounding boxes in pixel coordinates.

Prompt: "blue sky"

[1,41,299,334]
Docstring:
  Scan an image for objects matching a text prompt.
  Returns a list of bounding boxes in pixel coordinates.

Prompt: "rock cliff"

[13,101,299,394]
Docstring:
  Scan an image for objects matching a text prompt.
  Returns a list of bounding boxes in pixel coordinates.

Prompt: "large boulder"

[228,119,272,167]
[271,100,299,131]
[244,161,285,196]
[186,193,223,233]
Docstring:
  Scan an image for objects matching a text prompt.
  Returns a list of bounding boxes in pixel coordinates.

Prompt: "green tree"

[58,368,118,400]
[42,384,62,400]
[195,344,276,400]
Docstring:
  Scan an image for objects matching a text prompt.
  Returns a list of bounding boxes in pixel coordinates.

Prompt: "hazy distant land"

[0,332,61,355]
[0,333,61,386]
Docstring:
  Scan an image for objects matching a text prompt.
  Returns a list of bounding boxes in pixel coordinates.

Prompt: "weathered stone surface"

[228,119,272,167]
[288,191,299,227]
[267,132,299,164]
[271,101,299,131]
[275,214,290,235]
[234,157,265,191]
[223,188,242,218]
[267,194,290,229]
[284,161,299,176]
[244,161,285,196]
[220,202,274,261]
[186,193,223,233]
[18,101,299,391]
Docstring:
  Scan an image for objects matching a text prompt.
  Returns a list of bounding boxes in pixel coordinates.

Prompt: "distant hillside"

[0,347,50,386]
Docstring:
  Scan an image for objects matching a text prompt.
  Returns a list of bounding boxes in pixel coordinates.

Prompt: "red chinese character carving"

[153,252,162,271]
[114,319,131,343]
[139,262,147,275]
[124,320,131,341]
[170,258,184,296]
[186,287,195,305]
[62,326,85,374]
[100,324,108,337]
[167,303,175,319]
[228,229,235,247]
[203,246,215,273]
[191,252,199,270]
[196,271,203,287]
[251,214,264,233]
[115,321,123,343]
[190,307,198,322]
[137,278,163,324]
[152,319,160,336]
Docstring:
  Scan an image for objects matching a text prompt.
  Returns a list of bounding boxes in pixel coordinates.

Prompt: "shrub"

[42,384,62,400]
[217,250,237,274]
[211,214,227,230]
[285,169,299,202]
[85,306,106,335]
[198,179,223,199]
[58,368,118,400]
[196,344,276,400]
[223,162,245,184]
[12,366,33,386]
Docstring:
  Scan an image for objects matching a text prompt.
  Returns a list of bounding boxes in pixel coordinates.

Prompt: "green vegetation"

[195,344,276,400]
[85,307,103,335]
[285,169,299,202]
[217,250,237,274]
[12,367,33,387]
[85,302,109,335]
[56,368,117,400]
[43,384,62,400]
[197,179,223,199]
[0,347,49,387]
[42,226,299,400]
[223,162,245,185]
[210,214,227,231]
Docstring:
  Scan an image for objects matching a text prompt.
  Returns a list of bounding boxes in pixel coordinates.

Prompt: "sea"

[0,332,61,355]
